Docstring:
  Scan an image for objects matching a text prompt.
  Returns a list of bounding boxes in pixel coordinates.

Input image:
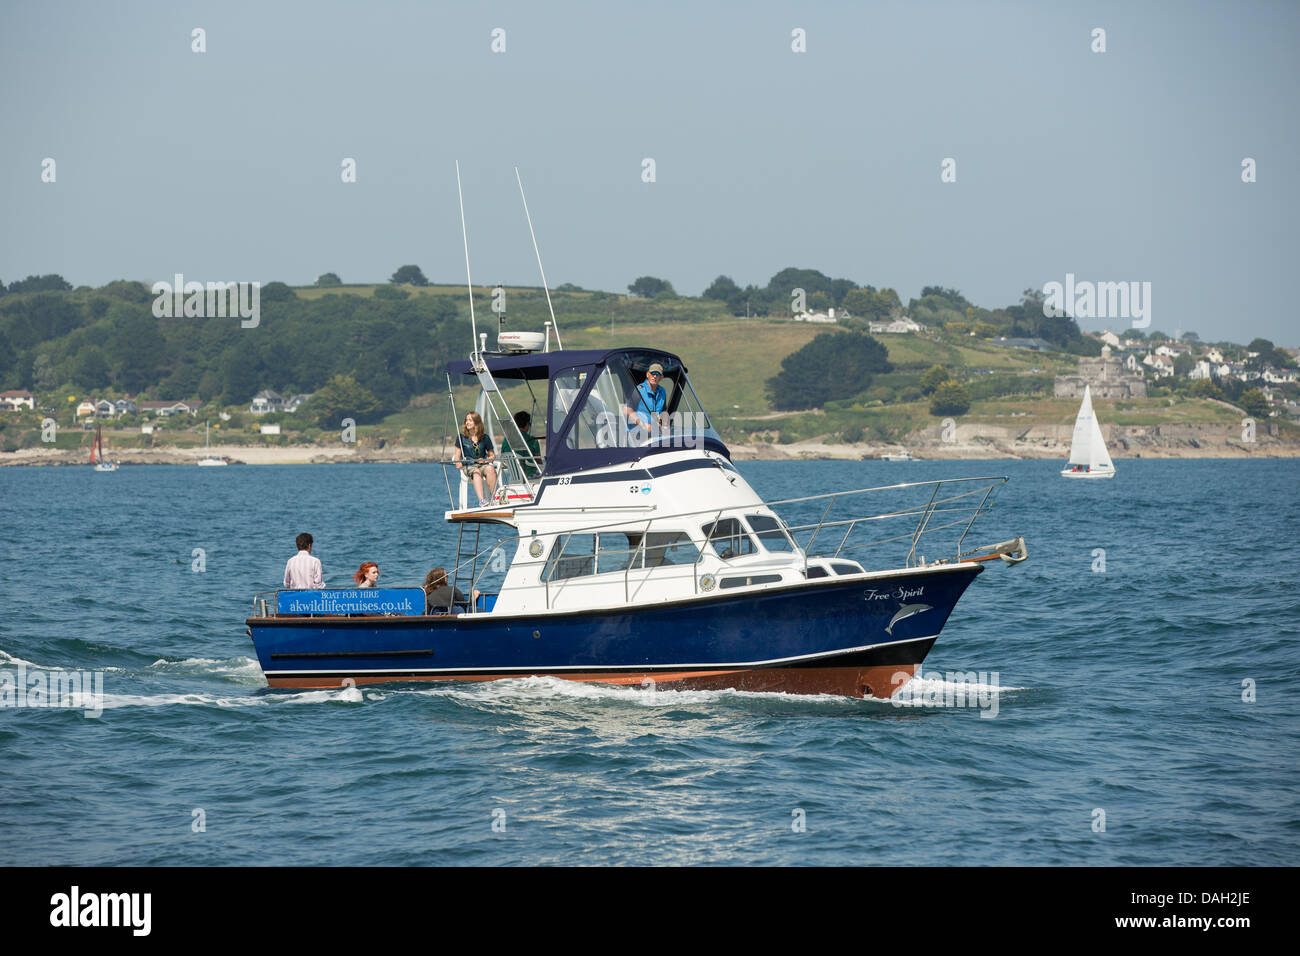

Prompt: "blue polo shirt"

[630,381,665,426]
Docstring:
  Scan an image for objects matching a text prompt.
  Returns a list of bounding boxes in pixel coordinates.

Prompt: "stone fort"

[1053,346,1147,399]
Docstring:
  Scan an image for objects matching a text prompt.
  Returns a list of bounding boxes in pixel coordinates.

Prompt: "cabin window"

[745,514,794,552]
[805,565,829,579]
[719,574,784,590]
[703,518,757,560]
[543,533,596,581]
[550,368,588,440]
[597,532,639,574]
[565,366,628,450]
[831,562,862,576]
[644,532,700,567]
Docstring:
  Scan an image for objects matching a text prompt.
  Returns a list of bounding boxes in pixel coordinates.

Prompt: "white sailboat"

[198,420,228,466]
[1061,385,1115,479]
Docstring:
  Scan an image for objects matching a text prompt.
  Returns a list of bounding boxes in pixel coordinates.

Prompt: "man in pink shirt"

[284,532,324,589]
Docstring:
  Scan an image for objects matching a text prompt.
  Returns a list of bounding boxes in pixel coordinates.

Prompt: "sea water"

[0,459,1296,865]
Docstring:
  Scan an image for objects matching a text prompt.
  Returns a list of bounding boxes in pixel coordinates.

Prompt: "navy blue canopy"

[445,347,729,475]
[445,349,620,381]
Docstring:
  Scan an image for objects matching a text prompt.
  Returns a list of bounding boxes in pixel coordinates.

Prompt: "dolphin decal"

[885,603,933,635]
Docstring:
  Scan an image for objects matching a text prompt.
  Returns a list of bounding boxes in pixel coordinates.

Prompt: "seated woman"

[353,562,380,588]
[422,567,471,614]
[452,411,497,508]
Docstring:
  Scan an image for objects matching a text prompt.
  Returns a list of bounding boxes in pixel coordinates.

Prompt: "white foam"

[98,685,363,710]
[147,656,264,682]
[885,674,1023,708]
[401,675,855,708]
[0,649,40,668]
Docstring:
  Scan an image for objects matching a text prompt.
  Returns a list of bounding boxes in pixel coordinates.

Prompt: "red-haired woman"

[353,562,380,588]
[452,411,497,507]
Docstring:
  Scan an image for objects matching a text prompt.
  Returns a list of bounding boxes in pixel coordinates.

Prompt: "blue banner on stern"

[276,588,425,616]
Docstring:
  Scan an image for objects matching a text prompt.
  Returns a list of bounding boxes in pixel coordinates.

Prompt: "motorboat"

[1061,385,1116,479]
[244,168,1028,699]
[880,450,916,462]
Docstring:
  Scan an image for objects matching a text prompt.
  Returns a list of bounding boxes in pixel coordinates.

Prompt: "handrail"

[252,476,1012,617]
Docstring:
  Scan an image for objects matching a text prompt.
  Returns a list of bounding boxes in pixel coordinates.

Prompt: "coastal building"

[1054,345,1148,398]
[996,337,1055,351]
[794,309,838,324]
[1188,360,1213,381]
[1098,330,1121,348]
[284,393,313,413]
[1143,353,1175,378]
[250,390,284,415]
[139,400,200,417]
[868,316,925,334]
[1263,366,1298,384]
[0,389,35,411]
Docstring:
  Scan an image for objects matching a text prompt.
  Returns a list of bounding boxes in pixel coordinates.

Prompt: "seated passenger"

[452,411,497,508]
[423,567,470,613]
[353,562,380,588]
[500,410,542,479]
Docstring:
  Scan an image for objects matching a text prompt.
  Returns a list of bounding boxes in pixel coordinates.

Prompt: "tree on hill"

[1188,378,1225,401]
[1238,388,1269,418]
[260,281,296,302]
[764,267,858,310]
[628,276,674,298]
[843,287,901,322]
[703,275,740,300]
[929,381,971,416]
[8,274,72,294]
[921,365,949,395]
[765,332,893,410]
[1173,354,1195,377]
[304,374,382,427]
[316,273,342,287]
[390,265,429,286]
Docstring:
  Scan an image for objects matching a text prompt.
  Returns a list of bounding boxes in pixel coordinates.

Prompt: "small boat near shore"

[197,421,228,466]
[1061,385,1115,479]
[90,423,118,472]
[243,168,1029,699]
[880,450,916,462]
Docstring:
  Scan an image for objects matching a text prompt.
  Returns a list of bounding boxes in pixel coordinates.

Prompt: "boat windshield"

[547,350,727,471]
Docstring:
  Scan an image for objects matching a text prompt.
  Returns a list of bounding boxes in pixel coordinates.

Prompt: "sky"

[2,0,1298,345]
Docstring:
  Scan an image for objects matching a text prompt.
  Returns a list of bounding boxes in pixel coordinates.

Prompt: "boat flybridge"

[244,166,1029,699]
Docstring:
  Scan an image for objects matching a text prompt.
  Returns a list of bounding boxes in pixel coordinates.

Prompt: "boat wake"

[146,656,265,684]
[99,685,362,710]
[883,673,1023,712]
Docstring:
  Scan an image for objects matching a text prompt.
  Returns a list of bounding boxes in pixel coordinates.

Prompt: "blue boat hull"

[247,564,983,698]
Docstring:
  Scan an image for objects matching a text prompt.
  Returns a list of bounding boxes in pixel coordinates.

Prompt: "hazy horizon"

[3,0,1298,345]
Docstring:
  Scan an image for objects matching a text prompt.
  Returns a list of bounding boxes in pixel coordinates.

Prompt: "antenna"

[515,166,563,349]
[455,160,480,363]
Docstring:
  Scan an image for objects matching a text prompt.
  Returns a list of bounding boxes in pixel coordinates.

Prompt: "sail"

[1066,386,1113,469]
